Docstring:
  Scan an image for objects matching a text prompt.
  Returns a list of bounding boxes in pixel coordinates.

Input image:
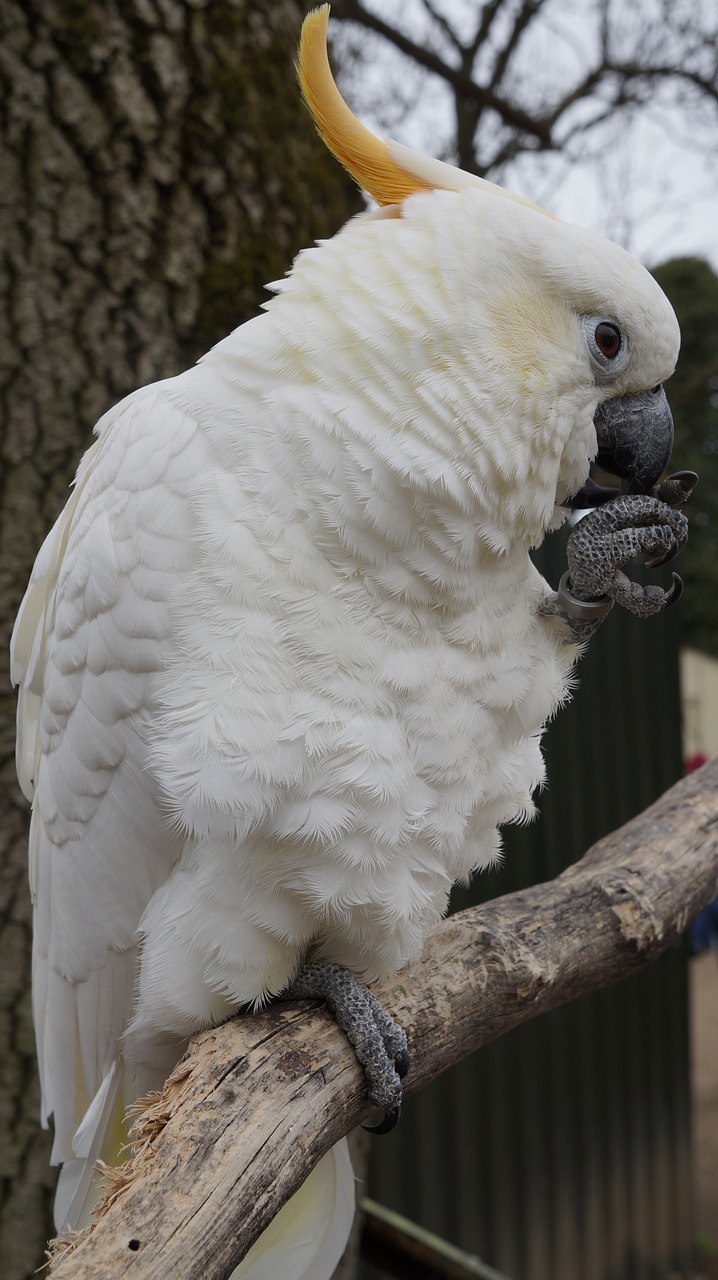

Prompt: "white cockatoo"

[11,5,691,1276]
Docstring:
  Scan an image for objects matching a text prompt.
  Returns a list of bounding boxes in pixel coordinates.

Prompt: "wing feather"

[11,387,200,1167]
[14,369,359,1269]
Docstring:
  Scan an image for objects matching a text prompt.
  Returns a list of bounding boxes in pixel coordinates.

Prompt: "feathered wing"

[12,383,357,1275]
[10,387,198,1219]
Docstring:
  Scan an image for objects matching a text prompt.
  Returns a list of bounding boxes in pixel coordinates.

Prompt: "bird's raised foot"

[282,960,408,1133]
[565,492,688,619]
[542,490,692,643]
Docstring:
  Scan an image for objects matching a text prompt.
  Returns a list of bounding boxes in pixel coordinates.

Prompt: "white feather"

[54,1063,122,1231]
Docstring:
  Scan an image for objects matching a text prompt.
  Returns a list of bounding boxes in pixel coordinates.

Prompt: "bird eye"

[594,322,622,359]
[583,315,629,378]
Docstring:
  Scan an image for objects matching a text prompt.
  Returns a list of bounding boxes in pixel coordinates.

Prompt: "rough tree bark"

[47,759,718,1280]
[0,4,361,1275]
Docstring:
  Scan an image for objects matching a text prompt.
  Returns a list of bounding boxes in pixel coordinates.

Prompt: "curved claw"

[395,1047,410,1079]
[363,1102,401,1135]
[663,572,684,609]
[654,469,699,508]
[644,514,689,569]
[363,1049,409,1131]
[645,539,683,570]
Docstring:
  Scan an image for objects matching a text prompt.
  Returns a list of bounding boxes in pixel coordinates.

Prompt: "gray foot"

[566,492,687,616]
[543,483,693,642]
[283,960,409,1133]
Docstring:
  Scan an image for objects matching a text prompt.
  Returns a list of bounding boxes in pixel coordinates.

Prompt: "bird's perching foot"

[282,960,409,1133]
[543,474,696,642]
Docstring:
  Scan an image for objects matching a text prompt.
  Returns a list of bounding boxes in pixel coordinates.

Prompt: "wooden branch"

[49,760,718,1279]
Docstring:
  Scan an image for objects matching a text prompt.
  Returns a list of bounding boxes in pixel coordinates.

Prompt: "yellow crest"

[297,6,432,206]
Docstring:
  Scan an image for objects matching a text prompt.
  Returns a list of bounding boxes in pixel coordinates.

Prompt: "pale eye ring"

[583,314,629,376]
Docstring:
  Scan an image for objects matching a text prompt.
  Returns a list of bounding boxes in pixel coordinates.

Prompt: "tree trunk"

[0,3,361,1274]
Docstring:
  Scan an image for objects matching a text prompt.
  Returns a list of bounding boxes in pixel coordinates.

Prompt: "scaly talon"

[282,960,409,1132]
[546,493,691,634]
[364,1102,402,1135]
[395,1046,410,1079]
[644,544,680,570]
[663,572,684,608]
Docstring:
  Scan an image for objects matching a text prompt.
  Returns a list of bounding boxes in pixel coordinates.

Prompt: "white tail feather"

[233,1137,355,1280]
[54,1062,122,1231]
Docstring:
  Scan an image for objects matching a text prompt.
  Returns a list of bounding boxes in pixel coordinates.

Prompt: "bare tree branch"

[487,0,545,93]
[610,61,718,105]
[329,0,554,147]
[46,759,718,1279]
[468,0,519,66]
[417,0,464,57]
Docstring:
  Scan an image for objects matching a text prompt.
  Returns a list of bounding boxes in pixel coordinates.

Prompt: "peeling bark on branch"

[49,760,718,1280]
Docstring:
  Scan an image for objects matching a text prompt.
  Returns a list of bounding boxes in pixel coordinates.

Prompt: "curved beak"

[565,385,675,509]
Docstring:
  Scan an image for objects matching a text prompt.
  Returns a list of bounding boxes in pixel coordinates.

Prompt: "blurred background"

[1,2,717,1277]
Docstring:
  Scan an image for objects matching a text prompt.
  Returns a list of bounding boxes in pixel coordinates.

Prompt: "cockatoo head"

[295,7,680,543]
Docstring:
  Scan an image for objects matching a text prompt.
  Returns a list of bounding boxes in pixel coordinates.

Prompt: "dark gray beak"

[565,386,675,509]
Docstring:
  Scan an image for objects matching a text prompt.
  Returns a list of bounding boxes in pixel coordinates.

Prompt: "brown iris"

[594,322,622,359]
